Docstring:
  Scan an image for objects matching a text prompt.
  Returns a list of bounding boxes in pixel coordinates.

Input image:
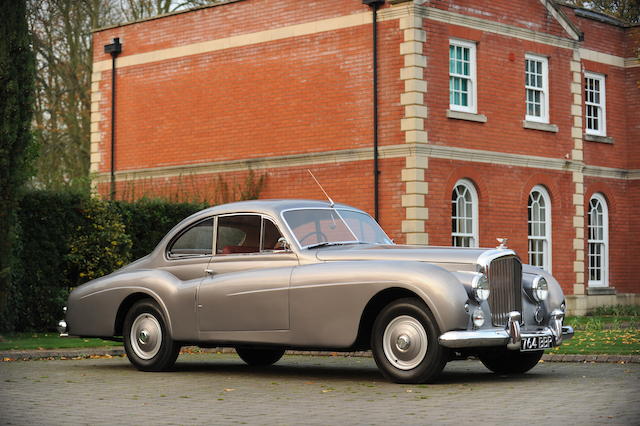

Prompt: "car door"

[160,217,213,281]
[197,215,298,332]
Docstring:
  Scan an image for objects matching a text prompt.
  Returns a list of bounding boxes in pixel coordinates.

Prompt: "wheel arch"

[114,292,165,336]
[354,287,424,350]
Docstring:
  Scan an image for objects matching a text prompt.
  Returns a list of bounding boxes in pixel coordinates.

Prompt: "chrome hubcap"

[130,313,162,360]
[397,334,411,351]
[139,329,150,344]
[383,315,428,370]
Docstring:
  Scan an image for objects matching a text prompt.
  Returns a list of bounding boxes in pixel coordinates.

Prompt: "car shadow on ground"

[87,356,560,385]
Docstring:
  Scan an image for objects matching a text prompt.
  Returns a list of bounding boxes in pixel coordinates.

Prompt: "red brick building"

[90,0,640,313]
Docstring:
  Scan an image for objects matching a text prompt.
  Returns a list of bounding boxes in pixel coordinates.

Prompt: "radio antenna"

[307,169,335,207]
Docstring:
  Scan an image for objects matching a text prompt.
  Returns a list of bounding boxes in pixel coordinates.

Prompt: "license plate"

[521,335,553,351]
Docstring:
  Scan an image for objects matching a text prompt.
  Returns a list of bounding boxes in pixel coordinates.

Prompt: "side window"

[168,218,213,257]
[451,179,479,247]
[261,218,284,251]
[525,54,549,123]
[216,215,261,255]
[584,72,606,136]
[449,39,477,113]
[588,193,609,287]
[528,185,552,272]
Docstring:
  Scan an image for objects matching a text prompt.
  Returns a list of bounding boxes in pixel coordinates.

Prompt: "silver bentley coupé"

[60,199,573,383]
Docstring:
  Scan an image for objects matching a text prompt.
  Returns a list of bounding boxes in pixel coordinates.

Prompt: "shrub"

[66,198,132,284]
[114,198,205,260]
[3,191,85,331]
[0,191,206,332]
[592,304,640,317]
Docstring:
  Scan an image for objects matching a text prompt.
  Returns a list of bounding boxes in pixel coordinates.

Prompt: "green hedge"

[114,199,206,260]
[0,191,204,332]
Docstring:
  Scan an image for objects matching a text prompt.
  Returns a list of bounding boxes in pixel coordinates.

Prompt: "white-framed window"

[525,54,549,123]
[528,185,552,272]
[449,39,477,113]
[451,179,478,247]
[588,193,609,287]
[585,72,606,136]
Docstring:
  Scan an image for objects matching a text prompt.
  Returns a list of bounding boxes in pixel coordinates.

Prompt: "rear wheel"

[479,349,543,374]
[123,299,180,371]
[371,298,447,383]
[236,347,285,366]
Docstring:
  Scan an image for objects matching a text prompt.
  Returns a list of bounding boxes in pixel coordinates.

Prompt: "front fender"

[522,264,565,310]
[289,261,469,347]
[66,269,198,340]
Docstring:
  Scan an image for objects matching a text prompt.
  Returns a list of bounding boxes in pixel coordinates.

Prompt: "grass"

[549,315,640,356]
[1,307,639,356]
[0,333,119,351]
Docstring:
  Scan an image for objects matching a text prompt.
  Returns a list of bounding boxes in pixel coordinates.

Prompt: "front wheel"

[123,299,181,371]
[371,298,447,383]
[479,349,544,374]
[236,347,285,366]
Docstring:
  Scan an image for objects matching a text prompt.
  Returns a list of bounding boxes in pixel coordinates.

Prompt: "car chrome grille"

[487,255,522,326]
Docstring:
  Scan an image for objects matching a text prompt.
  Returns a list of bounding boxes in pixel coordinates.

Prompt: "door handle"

[205,269,214,275]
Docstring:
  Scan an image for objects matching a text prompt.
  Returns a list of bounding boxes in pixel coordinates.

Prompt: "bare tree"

[566,0,640,23]
[117,0,214,22]
[28,0,218,192]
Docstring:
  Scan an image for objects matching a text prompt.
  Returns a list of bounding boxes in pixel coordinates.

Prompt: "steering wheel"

[298,231,328,246]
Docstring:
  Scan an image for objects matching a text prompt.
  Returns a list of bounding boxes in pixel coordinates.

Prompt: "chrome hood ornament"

[496,238,509,249]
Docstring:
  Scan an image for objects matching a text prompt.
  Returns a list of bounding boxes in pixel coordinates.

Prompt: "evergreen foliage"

[114,199,206,260]
[0,191,204,332]
[0,0,36,319]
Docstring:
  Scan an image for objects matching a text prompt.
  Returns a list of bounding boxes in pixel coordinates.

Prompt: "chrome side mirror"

[276,237,291,251]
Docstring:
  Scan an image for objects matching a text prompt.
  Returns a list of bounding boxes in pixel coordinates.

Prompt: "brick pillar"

[399,13,428,245]
[570,49,585,296]
[90,71,103,195]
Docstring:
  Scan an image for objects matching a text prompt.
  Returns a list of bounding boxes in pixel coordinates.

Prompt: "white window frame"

[584,71,607,136]
[524,54,549,123]
[451,179,479,248]
[527,185,552,272]
[449,39,477,114]
[588,193,609,287]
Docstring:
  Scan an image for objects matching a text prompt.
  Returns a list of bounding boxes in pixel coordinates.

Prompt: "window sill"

[586,286,616,295]
[446,109,487,123]
[584,134,614,144]
[522,120,558,133]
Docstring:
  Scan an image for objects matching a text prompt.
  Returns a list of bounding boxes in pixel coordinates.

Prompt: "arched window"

[528,185,551,271]
[451,179,478,247]
[588,193,609,287]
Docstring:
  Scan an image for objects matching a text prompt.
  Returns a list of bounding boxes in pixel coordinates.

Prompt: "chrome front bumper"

[439,310,574,350]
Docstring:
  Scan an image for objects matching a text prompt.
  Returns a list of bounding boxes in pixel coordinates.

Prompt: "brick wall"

[91,0,639,295]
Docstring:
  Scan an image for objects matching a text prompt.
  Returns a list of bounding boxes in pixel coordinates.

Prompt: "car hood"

[315,244,514,271]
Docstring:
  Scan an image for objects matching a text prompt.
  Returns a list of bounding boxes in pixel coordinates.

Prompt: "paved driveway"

[1,353,639,425]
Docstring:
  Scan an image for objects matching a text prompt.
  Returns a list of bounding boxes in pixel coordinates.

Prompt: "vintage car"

[60,199,573,383]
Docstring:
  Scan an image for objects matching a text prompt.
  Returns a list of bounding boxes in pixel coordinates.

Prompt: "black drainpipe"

[362,0,384,221]
[104,38,122,200]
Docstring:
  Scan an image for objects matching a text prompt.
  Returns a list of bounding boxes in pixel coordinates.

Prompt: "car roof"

[189,199,367,221]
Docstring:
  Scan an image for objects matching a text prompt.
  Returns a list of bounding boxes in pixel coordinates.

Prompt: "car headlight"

[471,273,490,302]
[532,276,548,301]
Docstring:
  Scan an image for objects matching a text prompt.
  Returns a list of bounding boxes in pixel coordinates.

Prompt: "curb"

[2,347,639,364]
[1,347,125,361]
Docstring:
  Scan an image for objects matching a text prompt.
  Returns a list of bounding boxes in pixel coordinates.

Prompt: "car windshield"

[283,208,392,248]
